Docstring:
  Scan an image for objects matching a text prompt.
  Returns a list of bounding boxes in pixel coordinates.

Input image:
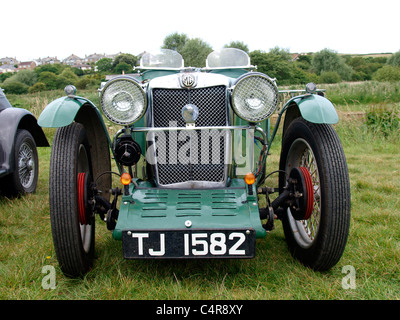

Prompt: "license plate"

[122,229,256,259]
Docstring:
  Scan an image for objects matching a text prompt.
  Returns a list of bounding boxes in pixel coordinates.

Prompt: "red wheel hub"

[77,172,88,225]
[299,167,314,220]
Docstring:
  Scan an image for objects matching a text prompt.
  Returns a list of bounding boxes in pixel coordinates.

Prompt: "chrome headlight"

[231,73,278,122]
[100,77,147,125]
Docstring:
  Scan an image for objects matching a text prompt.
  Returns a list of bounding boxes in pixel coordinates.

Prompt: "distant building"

[291,53,310,61]
[0,57,18,66]
[84,53,105,64]
[63,54,83,66]
[0,64,17,74]
[18,61,37,71]
[35,56,61,66]
[105,52,122,60]
[72,63,92,71]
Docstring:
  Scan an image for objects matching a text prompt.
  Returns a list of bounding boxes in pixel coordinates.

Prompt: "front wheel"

[279,118,351,271]
[49,122,95,277]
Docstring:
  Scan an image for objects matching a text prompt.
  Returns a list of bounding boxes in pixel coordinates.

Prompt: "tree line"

[1,32,400,94]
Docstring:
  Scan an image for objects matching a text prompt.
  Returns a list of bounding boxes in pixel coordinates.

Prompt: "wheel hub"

[18,142,35,188]
[288,167,314,220]
[77,172,91,225]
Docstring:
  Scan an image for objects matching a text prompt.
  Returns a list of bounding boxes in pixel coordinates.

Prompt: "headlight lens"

[231,73,278,122]
[100,77,147,125]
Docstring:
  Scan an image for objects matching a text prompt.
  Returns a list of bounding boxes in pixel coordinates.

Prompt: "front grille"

[151,86,228,186]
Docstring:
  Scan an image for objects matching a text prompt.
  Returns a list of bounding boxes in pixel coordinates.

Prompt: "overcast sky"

[1,0,399,62]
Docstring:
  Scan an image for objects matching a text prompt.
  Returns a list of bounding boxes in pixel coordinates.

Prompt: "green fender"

[279,93,338,138]
[38,95,113,201]
[267,93,339,154]
[38,96,102,128]
[290,94,338,124]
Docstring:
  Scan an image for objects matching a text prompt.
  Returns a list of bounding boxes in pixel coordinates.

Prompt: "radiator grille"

[151,86,228,186]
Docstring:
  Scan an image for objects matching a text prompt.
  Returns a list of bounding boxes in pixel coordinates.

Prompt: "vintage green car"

[38,48,350,277]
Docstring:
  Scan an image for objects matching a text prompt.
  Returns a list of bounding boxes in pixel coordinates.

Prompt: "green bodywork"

[290,93,338,124]
[38,72,339,244]
[38,96,109,132]
[266,92,338,156]
[140,70,180,81]
[113,178,265,240]
[209,68,250,78]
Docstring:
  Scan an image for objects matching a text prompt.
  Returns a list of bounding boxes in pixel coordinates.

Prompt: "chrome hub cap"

[18,142,35,189]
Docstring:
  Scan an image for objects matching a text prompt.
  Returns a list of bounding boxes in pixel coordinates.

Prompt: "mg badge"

[181,73,196,88]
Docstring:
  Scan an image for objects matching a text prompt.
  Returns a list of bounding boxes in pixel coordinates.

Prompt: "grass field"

[0,83,399,301]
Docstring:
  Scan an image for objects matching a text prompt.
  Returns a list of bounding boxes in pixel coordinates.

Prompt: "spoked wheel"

[49,122,95,277]
[279,118,351,271]
[5,129,39,196]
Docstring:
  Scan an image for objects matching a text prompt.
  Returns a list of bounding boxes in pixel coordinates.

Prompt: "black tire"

[50,122,95,277]
[5,129,39,196]
[279,118,351,271]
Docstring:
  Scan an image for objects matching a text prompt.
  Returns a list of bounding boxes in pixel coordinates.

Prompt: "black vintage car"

[0,87,48,196]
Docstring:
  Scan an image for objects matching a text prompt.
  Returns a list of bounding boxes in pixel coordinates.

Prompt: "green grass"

[325,81,400,106]
[284,81,400,107]
[0,86,399,300]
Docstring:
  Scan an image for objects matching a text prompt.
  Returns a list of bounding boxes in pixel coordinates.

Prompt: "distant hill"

[338,53,393,58]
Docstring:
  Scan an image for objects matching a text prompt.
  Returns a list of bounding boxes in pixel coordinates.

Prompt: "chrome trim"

[155,179,227,189]
[149,72,230,90]
[128,125,267,189]
[130,125,252,133]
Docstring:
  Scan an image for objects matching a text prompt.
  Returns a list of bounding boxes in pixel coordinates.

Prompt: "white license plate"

[122,229,256,259]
